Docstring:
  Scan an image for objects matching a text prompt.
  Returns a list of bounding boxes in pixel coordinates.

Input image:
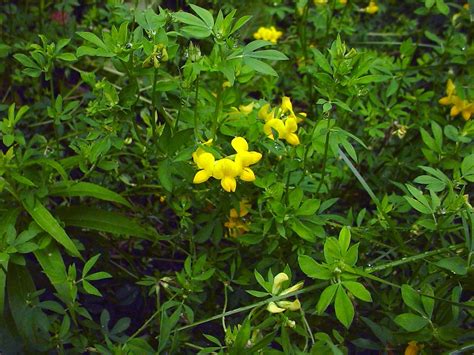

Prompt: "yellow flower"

[451,97,474,121]
[339,0,348,4]
[404,341,421,355]
[232,137,262,182]
[266,272,304,314]
[314,0,328,4]
[213,158,240,192]
[258,103,275,122]
[225,200,251,238]
[253,26,283,44]
[192,148,215,184]
[228,102,255,118]
[281,96,294,116]
[439,79,456,106]
[264,117,300,145]
[365,1,379,14]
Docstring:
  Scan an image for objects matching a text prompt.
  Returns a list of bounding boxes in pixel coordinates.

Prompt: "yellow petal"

[276,299,301,311]
[264,119,286,139]
[239,102,254,115]
[258,103,274,121]
[281,96,294,114]
[438,96,451,106]
[236,151,262,167]
[240,167,256,182]
[285,116,298,133]
[231,137,249,153]
[285,133,300,146]
[193,170,212,184]
[213,159,239,180]
[280,281,304,296]
[272,273,289,294]
[450,105,460,117]
[405,341,421,355]
[446,79,456,96]
[221,176,237,192]
[267,301,286,314]
[229,208,239,219]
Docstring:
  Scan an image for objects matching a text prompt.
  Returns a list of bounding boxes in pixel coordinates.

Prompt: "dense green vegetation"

[0,0,473,353]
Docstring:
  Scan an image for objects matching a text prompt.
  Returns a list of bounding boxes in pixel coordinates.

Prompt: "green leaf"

[353,75,390,84]
[243,57,278,77]
[189,4,214,29]
[22,197,80,257]
[56,53,77,62]
[49,182,131,207]
[85,271,112,281]
[247,50,288,61]
[435,0,449,15]
[55,206,155,239]
[13,53,39,68]
[82,280,102,296]
[317,284,339,314]
[34,244,72,303]
[77,31,107,49]
[230,15,252,35]
[461,154,474,182]
[420,284,434,318]
[335,286,354,328]
[342,281,372,302]
[158,160,173,192]
[338,227,351,254]
[394,313,429,332]
[298,255,332,280]
[401,284,426,316]
[295,199,320,216]
[174,11,207,28]
[83,254,100,277]
[434,257,467,275]
[243,40,272,53]
[289,219,315,242]
[324,237,341,264]
[311,48,332,74]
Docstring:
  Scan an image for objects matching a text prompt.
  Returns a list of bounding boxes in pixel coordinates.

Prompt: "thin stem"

[173,282,328,334]
[193,75,202,141]
[151,67,158,138]
[315,117,332,194]
[221,283,228,332]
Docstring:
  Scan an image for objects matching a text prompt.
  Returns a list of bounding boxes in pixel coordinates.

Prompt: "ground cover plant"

[0,0,473,353]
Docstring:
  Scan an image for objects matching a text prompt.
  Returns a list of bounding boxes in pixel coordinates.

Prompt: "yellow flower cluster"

[192,137,262,192]
[439,79,473,121]
[253,26,283,44]
[365,1,379,14]
[267,272,304,313]
[224,200,251,238]
[259,96,305,146]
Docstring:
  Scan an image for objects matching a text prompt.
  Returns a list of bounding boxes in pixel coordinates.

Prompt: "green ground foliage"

[0,0,473,353]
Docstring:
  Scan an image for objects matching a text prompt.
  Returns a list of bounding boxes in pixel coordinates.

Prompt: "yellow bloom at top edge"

[314,0,328,5]
[253,26,283,44]
[339,0,348,5]
[405,341,421,355]
[439,79,456,106]
[365,1,379,14]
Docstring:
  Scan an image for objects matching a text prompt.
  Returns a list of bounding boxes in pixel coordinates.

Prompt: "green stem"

[151,67,158,139]
[315,117,332,194]
[193,75,202,141]
[365,243,465,272]
[211,86,222,141]
[173,282,327,333]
